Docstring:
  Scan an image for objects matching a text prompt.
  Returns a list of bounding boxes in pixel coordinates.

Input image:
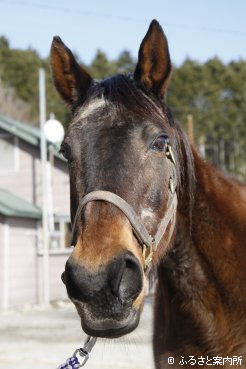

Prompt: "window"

[49,216,72,250]
[0,134,18,173]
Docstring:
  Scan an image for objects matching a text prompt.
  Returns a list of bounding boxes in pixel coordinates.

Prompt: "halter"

[56,144,177,369]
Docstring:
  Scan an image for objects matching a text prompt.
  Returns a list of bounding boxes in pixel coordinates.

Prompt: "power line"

[1,0,246,37]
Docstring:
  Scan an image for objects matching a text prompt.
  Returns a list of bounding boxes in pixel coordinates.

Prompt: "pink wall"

[37,252,69,303]
[0,216,70,308]
[0,218,4,306]
[0,129,71,308]
[0,136,70,216]
[7,217,37,307]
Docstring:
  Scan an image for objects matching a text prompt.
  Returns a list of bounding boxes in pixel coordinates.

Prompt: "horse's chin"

[74,302,141,338]
[81,310,140,338]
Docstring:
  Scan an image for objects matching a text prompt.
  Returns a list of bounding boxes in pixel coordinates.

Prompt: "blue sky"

[1,0,246,65]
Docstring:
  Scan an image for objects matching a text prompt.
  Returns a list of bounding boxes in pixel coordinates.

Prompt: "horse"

[50,20,246,368]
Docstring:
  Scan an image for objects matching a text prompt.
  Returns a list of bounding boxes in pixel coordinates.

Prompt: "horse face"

[51,20,175,338]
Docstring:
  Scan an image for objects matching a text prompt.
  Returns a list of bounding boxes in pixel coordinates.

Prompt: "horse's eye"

[151,134,169,152]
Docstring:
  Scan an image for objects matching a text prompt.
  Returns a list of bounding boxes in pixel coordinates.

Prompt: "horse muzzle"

[61,251,144,338]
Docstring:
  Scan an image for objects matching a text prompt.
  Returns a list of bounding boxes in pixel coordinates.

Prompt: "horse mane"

[79,74,195,227]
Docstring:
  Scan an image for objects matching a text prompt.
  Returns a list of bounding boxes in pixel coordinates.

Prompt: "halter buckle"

[143,242,155,271]
[169,177,175,194]
[166,144,176,166]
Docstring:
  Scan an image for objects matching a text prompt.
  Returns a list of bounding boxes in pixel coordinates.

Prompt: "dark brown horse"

[51,20,246,368]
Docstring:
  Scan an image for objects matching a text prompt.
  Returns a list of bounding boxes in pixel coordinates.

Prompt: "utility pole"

[187,114,194,144]
[198,135,206,158]
[39,68,50,305]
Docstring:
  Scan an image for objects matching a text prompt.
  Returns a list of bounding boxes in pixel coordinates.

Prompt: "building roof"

[0,114,40,146]
[0,189,41,219]
[0,114,65,161]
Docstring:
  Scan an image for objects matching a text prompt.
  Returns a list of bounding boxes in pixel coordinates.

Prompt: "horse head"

[50,20,188,339]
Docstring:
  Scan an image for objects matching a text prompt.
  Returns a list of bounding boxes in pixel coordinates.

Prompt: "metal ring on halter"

[74,336,97,367]
[57,336,97,369]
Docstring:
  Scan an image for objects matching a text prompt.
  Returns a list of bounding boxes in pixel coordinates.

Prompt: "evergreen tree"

[89,49,117,79]
[0,36,245,179]
[116,50,135,74]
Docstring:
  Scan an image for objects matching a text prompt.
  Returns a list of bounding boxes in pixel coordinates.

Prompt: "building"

[0,114,71,309]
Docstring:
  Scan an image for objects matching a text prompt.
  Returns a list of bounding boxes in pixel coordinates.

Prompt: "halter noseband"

[70,144,178,271]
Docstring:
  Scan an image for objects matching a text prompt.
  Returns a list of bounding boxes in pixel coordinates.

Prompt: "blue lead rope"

[57,336,97,369]
[57,354,81,369]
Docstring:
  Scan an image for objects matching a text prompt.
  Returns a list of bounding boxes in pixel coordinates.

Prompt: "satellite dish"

[44,114,64,143]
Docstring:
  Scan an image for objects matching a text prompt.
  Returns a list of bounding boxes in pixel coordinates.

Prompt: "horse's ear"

[134,20,171,100]
[50,36,92,109]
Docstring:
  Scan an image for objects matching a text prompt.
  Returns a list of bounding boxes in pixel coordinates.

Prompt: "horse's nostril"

[117,253,143,303]
[61,271,66,284]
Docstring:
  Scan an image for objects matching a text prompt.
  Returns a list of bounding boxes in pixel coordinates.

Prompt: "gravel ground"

[0,298,154,369]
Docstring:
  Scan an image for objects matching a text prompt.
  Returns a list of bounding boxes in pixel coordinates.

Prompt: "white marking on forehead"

[141,208,156,221]
[71,98,106,126]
